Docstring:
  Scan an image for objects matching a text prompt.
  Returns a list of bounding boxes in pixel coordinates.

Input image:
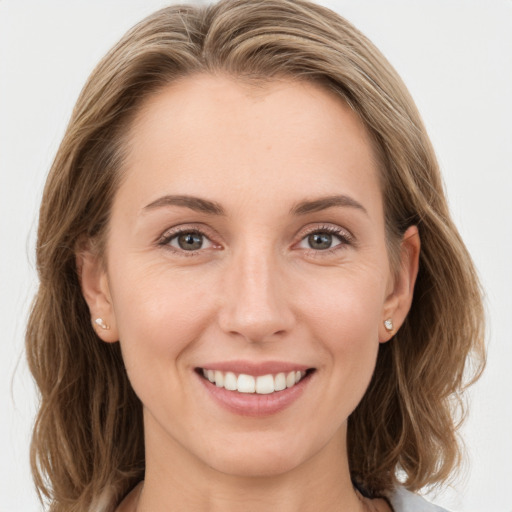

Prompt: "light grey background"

[1,1,511,511]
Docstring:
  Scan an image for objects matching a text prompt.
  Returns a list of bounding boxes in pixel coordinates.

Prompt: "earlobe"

[76,248,119,343]
[380,225,420,342]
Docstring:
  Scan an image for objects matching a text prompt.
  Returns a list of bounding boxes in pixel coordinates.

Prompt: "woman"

[26,1,485,511]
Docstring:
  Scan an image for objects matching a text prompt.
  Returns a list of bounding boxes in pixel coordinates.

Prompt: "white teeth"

[224,372,237,391]
[255,374,275,394]
[237,374,255,393]
[201,368,309,394]
[214,370,224,388]
[274,372,287,391]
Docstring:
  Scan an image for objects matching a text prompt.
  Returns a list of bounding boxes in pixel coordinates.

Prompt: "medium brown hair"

[26,1,485,510]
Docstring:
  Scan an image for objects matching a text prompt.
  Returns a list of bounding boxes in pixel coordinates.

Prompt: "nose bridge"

[219,237,294,342]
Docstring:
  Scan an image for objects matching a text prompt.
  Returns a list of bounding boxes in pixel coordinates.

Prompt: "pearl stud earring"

[94,318,110,330]
[384,318,394,332]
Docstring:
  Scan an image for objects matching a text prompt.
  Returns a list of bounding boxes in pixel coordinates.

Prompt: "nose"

[217,243,295,343]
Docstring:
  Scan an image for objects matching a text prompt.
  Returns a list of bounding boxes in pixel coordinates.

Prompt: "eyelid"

[156,222,355,255]
[298,223,354,242]
[157,224,222,252]
[294,223,355,253]
[169,231,213,250]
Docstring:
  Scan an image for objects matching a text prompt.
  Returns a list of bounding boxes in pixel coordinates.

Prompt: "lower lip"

[196,371,314,417]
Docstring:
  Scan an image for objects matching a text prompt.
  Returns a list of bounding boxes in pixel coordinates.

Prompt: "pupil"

[178,232,202,250]
[308,233,332,250]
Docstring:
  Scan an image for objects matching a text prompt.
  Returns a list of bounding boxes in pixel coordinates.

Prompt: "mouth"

[195,367,316,395]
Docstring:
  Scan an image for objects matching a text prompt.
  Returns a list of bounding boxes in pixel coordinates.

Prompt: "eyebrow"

[143,195,225,215]
[143,193,367,217]
[290,195,368,216]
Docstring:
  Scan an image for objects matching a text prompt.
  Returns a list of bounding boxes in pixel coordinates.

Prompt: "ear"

[380,225,420,342]
[76,247,119,343]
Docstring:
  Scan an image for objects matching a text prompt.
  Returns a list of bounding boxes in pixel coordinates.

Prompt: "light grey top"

[389,486,451,512]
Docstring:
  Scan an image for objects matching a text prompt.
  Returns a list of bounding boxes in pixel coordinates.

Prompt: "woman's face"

[84,75,417,478]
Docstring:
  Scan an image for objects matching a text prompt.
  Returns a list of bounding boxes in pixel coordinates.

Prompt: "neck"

[136,415,367,512]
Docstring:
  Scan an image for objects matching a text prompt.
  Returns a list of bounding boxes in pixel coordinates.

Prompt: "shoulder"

[388,486,452,512]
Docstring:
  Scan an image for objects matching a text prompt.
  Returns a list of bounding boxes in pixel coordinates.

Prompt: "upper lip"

[197,360,313,376]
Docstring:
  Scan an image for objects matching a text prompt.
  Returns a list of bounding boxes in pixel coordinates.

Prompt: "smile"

[195,361,316,416]
[200,368,308,394]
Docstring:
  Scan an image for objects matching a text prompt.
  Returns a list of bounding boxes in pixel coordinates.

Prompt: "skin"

[80,75,420,512]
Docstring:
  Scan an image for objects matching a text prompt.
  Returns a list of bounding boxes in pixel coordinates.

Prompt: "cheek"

[108,261,216,388]
[296,264,386,392]
[298,263,386,342]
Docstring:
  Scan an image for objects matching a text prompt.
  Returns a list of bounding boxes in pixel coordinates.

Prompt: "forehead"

[118,74,382,218]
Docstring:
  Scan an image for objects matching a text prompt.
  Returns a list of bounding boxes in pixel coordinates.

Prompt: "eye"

[297,226,352,251]
[164,230,213,251]
[304,232,338,250]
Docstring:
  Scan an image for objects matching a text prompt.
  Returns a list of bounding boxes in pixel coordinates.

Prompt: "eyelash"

[158,226,216,257]
[157,224,354,257]
[299,224,354,256]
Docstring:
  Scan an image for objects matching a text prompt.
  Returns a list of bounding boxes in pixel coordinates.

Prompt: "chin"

[212,454,302,479]
[200,434,314,479]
